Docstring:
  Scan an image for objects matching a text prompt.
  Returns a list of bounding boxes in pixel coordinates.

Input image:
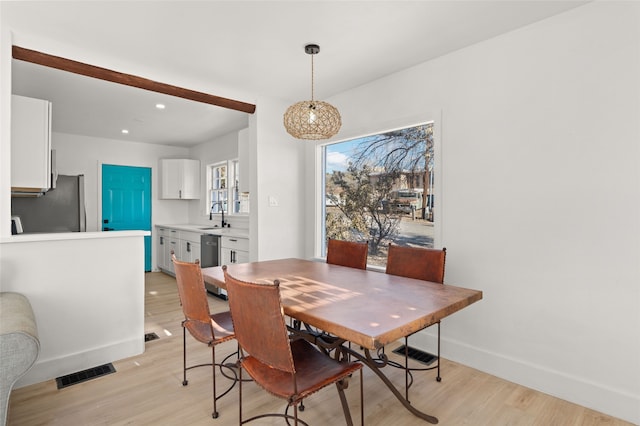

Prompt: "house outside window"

[322,122,435,267]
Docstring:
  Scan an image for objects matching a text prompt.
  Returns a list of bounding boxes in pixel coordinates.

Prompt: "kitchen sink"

[198,227,232,233]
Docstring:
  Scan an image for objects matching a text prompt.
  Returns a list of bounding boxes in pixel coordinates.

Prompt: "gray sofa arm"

[0,292,40,426]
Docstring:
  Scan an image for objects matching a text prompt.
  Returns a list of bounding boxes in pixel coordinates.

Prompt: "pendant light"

[283,44,341,140]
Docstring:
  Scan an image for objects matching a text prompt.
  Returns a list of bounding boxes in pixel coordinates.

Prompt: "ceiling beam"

[12,46,256,114]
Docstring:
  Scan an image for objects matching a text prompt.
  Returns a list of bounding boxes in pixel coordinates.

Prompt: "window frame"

[205,159,243,217]
[315,117,442,264]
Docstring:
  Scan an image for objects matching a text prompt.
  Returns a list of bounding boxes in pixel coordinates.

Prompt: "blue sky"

[325,124,430,173]
[325,149,349,172]
[325,139,362,173]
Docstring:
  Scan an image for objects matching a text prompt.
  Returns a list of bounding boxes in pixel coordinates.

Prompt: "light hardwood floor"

[7,272,632,426]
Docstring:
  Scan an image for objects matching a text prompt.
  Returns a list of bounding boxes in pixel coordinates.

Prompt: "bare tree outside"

[326,164,400,254]
[324,123,435,266]
[350,123,434,220]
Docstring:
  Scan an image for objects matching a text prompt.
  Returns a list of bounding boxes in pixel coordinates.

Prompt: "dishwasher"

[200,234,226,299]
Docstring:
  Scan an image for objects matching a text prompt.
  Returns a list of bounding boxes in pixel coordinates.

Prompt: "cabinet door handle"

[230,239,237,242]
[186,242,191,252]
[179,189,182,199]
[231,250,236,263]
[160,236,164,245]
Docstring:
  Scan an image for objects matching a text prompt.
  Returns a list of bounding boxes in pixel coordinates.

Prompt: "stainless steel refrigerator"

[11,174,86,233]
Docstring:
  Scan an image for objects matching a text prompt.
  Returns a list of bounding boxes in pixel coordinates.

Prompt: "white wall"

[253,96,305,261]
[308,2,639,423]
[0,232,146,387]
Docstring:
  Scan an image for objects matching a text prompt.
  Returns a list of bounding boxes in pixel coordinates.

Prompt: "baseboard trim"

[410,332,639,425]
[16,338,143,388]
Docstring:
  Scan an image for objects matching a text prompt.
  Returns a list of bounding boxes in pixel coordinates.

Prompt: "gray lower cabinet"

[157,227,179,274]
[157,226,249,274]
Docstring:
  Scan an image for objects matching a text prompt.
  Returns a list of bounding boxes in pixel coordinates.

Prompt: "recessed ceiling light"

[121,129,129,134]
[155,103,166,109]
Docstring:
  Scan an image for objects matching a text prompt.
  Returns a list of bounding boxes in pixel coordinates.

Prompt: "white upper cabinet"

[11,95,52,193]
[160,159,200,199]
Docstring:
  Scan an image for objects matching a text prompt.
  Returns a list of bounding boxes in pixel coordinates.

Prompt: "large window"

[206,160,242,217]
[322,122,435,267]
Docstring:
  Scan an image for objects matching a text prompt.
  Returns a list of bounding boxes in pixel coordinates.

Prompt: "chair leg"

[182,326,188,386]
[404,336,410,402]
[436,322,442,382]
[211,345,219,419]
[336,379,355,426]
[360,368,364,426]
[238,359,243,424]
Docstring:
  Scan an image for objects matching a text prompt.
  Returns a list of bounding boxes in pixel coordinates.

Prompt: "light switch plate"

[268,195,279,207]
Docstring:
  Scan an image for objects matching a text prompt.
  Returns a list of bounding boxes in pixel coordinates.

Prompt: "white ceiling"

[5,1,588,147]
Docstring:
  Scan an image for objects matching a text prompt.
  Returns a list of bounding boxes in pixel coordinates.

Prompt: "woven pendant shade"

[284,44,341,140]
[283,100,341,140]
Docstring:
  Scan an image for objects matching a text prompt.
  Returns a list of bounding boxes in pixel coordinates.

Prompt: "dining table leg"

[290,326,439,424]
[338,344,439,424]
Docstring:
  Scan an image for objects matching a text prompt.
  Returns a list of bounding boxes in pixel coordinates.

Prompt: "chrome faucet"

[209,201,227,228]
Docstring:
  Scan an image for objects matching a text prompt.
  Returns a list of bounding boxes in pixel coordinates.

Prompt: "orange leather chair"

[326,239,368,270]
[224,266,364,425]
[385,244,447,400]
[172,253,238,419]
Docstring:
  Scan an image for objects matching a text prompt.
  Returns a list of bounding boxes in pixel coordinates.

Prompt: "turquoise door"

[102,164,152,271]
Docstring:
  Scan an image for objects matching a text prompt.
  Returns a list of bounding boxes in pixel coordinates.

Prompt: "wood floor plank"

[6,272,633,426]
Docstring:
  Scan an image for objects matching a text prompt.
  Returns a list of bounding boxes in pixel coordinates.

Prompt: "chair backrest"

[223,268,295,374]
[172,253,212,324]
[326,239,368,270]
[385,244,447,283]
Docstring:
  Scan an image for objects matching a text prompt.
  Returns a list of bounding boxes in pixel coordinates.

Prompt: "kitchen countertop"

[1,230,150,244]
[156,224,249,239]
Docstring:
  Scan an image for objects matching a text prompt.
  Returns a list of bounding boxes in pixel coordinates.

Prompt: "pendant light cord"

[310,53,315,102]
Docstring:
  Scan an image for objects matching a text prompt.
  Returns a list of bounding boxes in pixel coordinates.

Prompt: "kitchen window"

[206,160,241,216]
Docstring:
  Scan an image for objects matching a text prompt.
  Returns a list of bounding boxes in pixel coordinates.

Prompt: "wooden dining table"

[202,258,483,424]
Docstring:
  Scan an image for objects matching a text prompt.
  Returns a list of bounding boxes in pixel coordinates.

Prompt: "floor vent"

[145,332,159,342]
[392,345,437,365]
[55,363,116,389]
